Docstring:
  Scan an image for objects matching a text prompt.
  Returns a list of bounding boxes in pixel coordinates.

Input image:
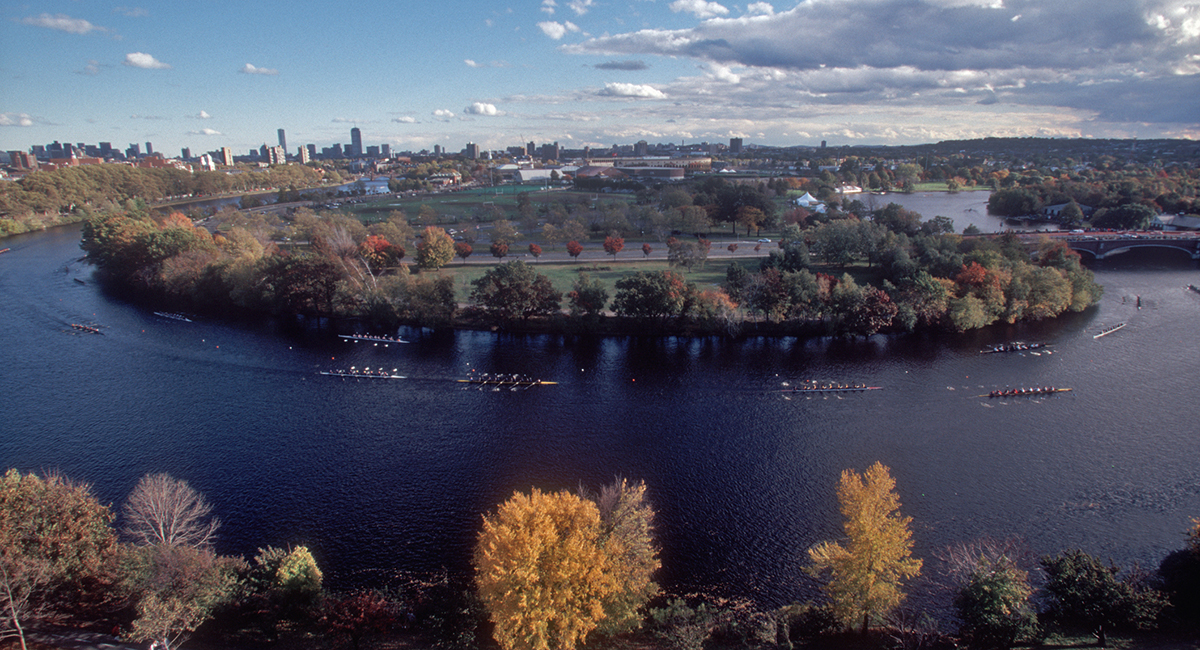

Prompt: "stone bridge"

[1057,233,1200,260]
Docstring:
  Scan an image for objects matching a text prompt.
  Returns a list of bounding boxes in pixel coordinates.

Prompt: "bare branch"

[123,474,220,549]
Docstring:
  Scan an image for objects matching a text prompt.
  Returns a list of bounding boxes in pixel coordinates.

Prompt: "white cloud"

[465,102,502,115]
[465,59,483,68]
[0,113,35,127]
[669,0,729,18]
[538,20,580,39]
[186,128,222,136]
[113,7,149,17]
[746,2,774,15]
[598,82,667,98]
[568,0,595,16]
[123,52,170,69]
[81,60,102,75]
[433,109,456,118]
[240,63,278,75]
[189,110,211,119]
[393,116,417,123]
[709,64,742,83]
[21,13,107,35]
[541,0,557,14]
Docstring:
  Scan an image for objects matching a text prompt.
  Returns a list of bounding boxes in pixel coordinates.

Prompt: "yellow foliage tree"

[807,462,922,633]
[474,488,619,650]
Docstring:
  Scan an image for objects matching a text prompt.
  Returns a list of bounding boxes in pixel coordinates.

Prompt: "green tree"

[276,545,323,605]
[613,270,691,320]
[567,272,609,319]
[491,219,519,246]
[955,555,1037,649]
[474,488,619,650]
[416,226,455,270]
[0,470,119,650]
[469,260,561,324]
[1091,203,1156,230]
[1040,550,1168,646]
[807,462,922,633]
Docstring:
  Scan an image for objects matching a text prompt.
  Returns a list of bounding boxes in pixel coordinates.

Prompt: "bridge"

[1058,233,1200,260]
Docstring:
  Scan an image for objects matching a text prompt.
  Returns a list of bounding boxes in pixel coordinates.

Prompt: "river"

[2,223,1199,607]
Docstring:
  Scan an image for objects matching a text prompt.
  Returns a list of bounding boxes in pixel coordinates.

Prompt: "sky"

[2,0,1198,157]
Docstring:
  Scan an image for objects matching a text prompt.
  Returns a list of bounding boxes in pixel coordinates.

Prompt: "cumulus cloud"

[189,110,211,119]
[186,128,222,136]
[541,0,557,14]
[599,82,667,99]
[568,0,595,15]
[0,113,36,127]
[464,102,502,115]
[240,63,278,75]
[538,20,580,39]
[433,109,456,118]
[21,13,107,34]
[594,59,649,70]
[669,0,729,19]
[123,52,169,69]
[564,0,1200,128]
[393,116,417,123]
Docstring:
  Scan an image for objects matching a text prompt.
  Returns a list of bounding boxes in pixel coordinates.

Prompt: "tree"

[491,219,519,246]
[322,591,399,650]
[667,240,708,272]
[642,243,653,258]
[603,235,625,259]
[1091,203,1156,230]
[469,260,561,324]
[1,470,119,650]
[591,479,660,636]
[613,271,691,320]
[1040,550,1168,646]
[125,543,241,650]
[735,206,765,236]
[416,226,455,270]
[275,545,323,606]
[567,273,609,319]
[566,240,584,262]
[490,241,510,260]
[954,555,1037,648]
[727,243,738,254]
[123,473,220,549]
[528,243,542,261]
[807,462,922,633]
[455,241,473,263]
[474,488,619,650]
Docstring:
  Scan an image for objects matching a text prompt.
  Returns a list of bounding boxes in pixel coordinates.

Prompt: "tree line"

[4,465,1198,650]
[77,188,1102,338]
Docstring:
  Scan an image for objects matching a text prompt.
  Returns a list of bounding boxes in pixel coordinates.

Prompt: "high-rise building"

[434,145,442,156]
[635,140,649,156]
[220,147,234,166]
[350,127,362,157]
[381,144,390,158]
[306,144,317,160]
[527,141,536,158]
[465,142,480,159]
[298,146,311,164]
[181,147,191,160]
[145,142,154,156]
[277,128,287,152]
[7,151,38,170]
[729,137,743,154]
[127,143,141,159]
[266,146,286,165]
[366,145,380,157]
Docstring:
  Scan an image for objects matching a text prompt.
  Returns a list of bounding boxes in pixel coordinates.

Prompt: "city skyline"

[2,0,1197,158]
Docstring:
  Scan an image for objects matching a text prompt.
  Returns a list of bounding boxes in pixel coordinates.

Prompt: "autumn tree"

[528,243,542,261]
[123,473,220,549]
[642,243,652,258]
[566,240,584,262]
[124,543,241,650]
[490,242,510,260]
[0,470,119,650]
[490,219,519,246]
[613,270,691,321]
[807,462,922,633]
[591,479,660,636]
[455,241,473,264]
[603,235,625,259]
[946,540,1038,649]
[475,488,619,650]
[416,226,455,270]
[322,591,399,650]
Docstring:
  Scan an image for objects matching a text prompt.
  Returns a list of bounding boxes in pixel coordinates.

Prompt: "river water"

[2,224,1199,606]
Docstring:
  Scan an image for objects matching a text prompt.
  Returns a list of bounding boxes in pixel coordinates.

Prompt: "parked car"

[758,238,772,243]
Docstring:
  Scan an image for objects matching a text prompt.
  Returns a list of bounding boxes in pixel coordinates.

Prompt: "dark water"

[2,225,1199,605]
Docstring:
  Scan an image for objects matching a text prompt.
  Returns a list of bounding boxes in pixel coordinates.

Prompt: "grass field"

[347,187,635,223]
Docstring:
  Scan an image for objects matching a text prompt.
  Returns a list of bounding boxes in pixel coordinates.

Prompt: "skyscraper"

[350,127,362,157]
[219,147,233,166]
[729,137,743,154]
[145,142,154,156]
[465,142,480,159]
[278,129,287,152]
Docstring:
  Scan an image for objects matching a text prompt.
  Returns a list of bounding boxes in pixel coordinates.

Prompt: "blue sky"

[2,0,1198,157]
